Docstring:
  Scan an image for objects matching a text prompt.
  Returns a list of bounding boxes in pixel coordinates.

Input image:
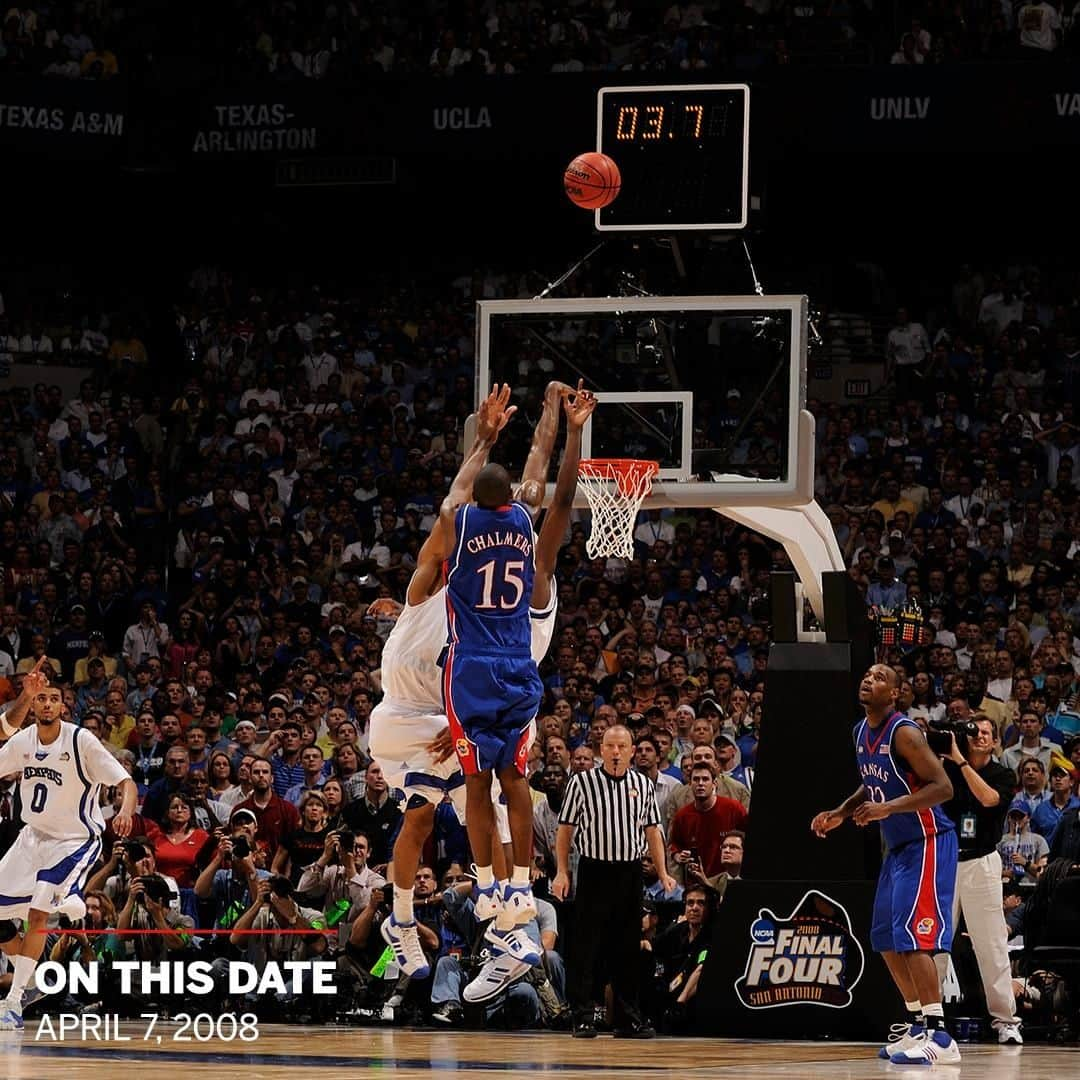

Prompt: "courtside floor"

[0,1024,1067,1079]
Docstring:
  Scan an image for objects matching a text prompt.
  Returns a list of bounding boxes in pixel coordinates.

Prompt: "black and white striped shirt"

[559,767,660,862]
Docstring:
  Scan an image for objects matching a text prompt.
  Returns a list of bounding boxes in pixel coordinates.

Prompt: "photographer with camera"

[296,828,386,945]
[931,709,1023,1044]
[226,874,326,1015]
[87,838,181,915]
[117,872,195,963]
[49,892,121,967]
[194,820,270,930]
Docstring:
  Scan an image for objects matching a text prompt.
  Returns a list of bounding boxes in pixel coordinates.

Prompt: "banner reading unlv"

[735,890,865,1009]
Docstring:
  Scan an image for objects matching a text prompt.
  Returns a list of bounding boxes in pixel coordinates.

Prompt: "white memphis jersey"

[0,722,130,841]
[382,580,557,709]
[530,576,558,664]
[381,589,447,709]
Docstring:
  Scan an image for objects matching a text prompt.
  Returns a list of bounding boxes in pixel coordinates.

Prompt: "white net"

[577,459,659,560]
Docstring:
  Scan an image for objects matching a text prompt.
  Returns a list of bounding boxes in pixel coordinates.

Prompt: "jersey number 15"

[475,559,525,611]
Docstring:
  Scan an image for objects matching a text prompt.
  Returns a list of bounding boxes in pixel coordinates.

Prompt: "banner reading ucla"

[5,68,1080,166]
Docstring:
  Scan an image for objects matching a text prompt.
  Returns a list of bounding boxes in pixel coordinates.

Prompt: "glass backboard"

[475,296,811,508]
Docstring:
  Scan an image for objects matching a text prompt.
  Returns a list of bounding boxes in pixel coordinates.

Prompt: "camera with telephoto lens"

[927,716,980,758]
[135,874,171,907]
[231,834,251,859]
[336,829,355,857]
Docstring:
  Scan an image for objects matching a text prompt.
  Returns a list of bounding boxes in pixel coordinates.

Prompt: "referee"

[552,725,677,1039]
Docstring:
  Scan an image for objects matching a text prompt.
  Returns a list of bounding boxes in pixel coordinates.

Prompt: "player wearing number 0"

[811,664,960,1065]
[372,383,568,980]
[0,661,136,1030]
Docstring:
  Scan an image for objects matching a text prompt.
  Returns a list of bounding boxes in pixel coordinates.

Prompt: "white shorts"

[368,697,466,819]
[491,777,511,846]
[0,826,102,922]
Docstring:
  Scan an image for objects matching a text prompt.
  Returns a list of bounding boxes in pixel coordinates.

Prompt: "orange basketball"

[564,151,621,210]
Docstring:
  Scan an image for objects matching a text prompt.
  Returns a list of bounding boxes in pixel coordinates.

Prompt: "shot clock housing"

[595,84,750,232]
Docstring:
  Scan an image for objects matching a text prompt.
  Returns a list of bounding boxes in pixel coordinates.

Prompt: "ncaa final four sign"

[735,890,865,1009]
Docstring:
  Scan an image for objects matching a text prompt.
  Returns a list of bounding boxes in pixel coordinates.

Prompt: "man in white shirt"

[302,339,338,390]
[1000,710,1062,774]
[296,829,386,945]
[886,307,930,399]
[122,602,171,669]
[64,379,100,426]
[234,400,272,441]
[239,372,281,413]
[1017,0,1062,49]
[945,475,978,522]
[17,325,53,356]
[986,650,1015,704]
[634,510,675,548]
[269,451,300,507]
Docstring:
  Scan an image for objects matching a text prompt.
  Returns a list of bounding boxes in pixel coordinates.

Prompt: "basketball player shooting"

[371,382,577,982]
[811,664,960,1065]
[461,381,596,1002]
[0,659,136,1030]
[439,385,592,944]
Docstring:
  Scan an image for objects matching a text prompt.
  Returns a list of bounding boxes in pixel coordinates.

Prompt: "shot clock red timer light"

[593,83,750,233]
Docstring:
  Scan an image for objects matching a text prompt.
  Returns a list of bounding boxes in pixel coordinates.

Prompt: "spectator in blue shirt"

[1031,766,1080,840]
[866,556,908,609]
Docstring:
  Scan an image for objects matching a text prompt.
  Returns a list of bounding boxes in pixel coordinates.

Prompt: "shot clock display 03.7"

[595,84,750,232]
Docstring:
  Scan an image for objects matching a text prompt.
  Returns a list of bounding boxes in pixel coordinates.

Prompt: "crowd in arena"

[3,0,1079,81]
[0,254,1076,1030]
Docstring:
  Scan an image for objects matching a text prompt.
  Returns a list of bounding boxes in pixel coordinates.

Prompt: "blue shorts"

[871,829,957,954]
[442,646,542,776]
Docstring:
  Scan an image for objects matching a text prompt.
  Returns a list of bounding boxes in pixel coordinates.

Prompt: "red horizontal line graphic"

[35,928,325,936]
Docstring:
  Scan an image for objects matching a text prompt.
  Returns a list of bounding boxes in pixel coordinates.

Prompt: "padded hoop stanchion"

[577,459,659,560]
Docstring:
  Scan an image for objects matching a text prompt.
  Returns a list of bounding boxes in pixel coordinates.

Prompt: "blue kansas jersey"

[854,711,954,851]
[445,501,536,656]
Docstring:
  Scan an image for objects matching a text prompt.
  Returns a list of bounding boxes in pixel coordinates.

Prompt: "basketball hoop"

[578,459,659,560]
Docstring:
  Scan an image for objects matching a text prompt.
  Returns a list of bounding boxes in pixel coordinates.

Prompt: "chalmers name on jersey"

[855,711,954,851]
[0,722,130,841]
[445,501,536,656]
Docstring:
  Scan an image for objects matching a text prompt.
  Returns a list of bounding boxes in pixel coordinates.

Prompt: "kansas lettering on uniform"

[854,711,953,851]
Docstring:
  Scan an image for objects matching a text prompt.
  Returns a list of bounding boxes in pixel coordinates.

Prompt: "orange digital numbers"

[642,105,663,139]
[615,105,638,140]
[685,104,703,138]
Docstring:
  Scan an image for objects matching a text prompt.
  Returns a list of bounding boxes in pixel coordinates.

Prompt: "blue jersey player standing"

[441,451,545,939]
[812,664,961,1065]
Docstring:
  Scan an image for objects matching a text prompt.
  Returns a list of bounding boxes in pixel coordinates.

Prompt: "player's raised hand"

[564,379,597,430]
[22,655,51,698]
[476,382,517,444]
